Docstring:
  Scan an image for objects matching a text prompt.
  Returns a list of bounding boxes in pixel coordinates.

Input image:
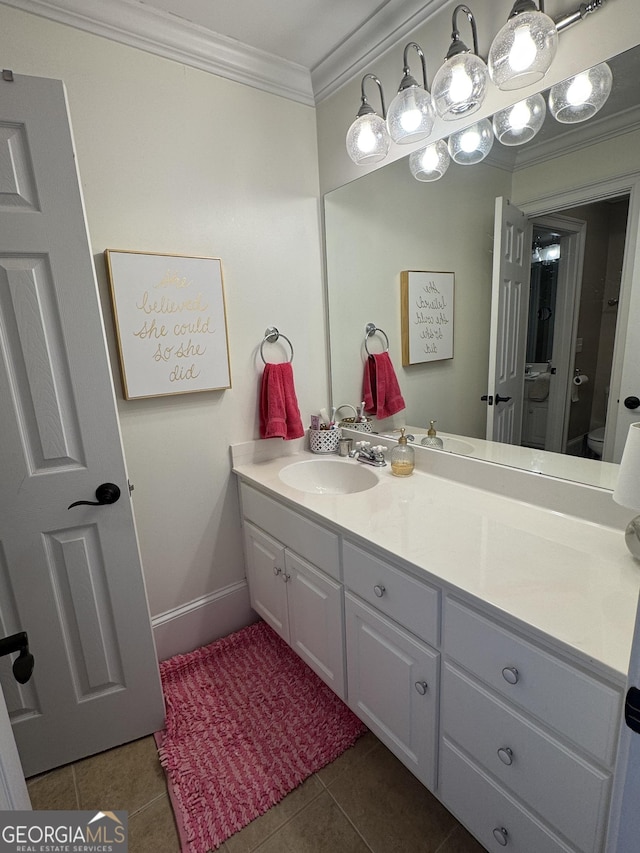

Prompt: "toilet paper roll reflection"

[573,374,589,386]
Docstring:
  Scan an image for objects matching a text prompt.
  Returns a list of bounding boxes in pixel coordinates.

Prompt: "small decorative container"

[390,428,415,476]
[309,428,341,454]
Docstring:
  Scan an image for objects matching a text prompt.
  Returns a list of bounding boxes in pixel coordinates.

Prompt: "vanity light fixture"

[492,93,546,145]
[548,62,613,123]
[613,422,640,561]
[488,0,558,91]
[346,74,390,165]
[448,118,494,165]
[386,42,435,145]
[431,5,489,121]
[409,139,451,182]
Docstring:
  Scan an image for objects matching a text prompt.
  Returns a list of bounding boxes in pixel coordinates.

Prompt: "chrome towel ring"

[364,322,390,356]
[260,326,294,364]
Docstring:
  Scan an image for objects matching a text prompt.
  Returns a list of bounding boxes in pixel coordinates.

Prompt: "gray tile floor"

[27,731,486,853]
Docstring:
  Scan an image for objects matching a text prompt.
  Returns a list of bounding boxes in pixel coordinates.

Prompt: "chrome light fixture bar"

[345,0,607,169]
[386,43,435,145]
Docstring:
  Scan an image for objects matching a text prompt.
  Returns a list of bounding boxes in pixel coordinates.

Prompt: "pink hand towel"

[362,352,406,420]
[260,362,304,440]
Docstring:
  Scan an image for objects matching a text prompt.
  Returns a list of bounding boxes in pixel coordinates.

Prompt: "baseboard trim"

[152,582,255,661]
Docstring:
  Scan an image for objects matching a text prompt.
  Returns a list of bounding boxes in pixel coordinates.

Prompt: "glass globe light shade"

[346,113,391,165]
[548,62,613,124]
[387,85,435,145]
[432,52,489,121]
[409,139,451,182]
[448,118,494,165]
[492,93,546,145]
[488,9,558,91]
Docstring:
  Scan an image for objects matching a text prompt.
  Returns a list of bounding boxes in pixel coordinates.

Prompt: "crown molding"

[312,0,449,103]
[1,0,315,105]
[2,0,452,106]
[514,103,640,170]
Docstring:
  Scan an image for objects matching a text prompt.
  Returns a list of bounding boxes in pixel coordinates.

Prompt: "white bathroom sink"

[278,459,379,495]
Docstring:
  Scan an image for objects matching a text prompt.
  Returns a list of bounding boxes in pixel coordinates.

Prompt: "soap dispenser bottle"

[421,420,444,449]
[390,428,415,477]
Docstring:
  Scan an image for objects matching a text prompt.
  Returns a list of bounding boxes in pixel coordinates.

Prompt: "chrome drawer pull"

[502,666,519,685]
[497,747,514,766]
[373,584,386,598]
[273,566,282,576]
[492,827,509,846]
[414,681,428,695]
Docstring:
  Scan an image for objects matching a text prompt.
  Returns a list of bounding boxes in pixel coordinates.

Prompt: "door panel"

[0,73,164,777]
[487,198,531,445]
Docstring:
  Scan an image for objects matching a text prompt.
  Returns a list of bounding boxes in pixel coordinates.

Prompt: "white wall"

[0,5,328,655]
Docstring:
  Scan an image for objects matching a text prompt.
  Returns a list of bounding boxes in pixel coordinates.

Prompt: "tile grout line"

[248,784,327,852]
[71,764,80,810]
[323,786,376,853]
[433,823,459,853]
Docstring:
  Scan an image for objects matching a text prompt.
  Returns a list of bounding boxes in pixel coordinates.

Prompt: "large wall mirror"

[325,44,640,490]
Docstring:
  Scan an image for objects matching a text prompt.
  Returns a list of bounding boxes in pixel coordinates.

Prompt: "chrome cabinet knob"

[373,584,386,598]
[414,681,428,695]
[283,573,291,583]
[492,827,509,846]
[502,666,519,685]
[273,566,282,576]
[497,747,514,766]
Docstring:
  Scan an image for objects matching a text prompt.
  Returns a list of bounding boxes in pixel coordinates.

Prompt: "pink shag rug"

[154,620,366,853]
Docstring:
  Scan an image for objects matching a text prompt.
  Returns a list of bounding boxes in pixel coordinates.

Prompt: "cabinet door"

[244,521,289,643]
[345,592,439,790]
[286,551,346,700]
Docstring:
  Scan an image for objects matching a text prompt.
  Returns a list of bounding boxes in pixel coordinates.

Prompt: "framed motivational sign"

[400,270,454,366]
[105,250,231,399]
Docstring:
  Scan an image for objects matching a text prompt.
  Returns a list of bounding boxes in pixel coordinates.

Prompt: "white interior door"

[486,198,532,444]
[0,72,164,778]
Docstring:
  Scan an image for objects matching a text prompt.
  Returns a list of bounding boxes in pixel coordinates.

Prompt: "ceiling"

[1,0,451,104]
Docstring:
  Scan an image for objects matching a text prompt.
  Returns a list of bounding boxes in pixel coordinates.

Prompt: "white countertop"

[232,446,640,680]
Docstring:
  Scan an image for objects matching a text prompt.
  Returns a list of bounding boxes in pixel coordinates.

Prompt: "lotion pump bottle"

[390,428,415,477]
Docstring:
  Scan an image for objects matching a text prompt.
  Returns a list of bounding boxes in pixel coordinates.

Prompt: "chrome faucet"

[349,441,387,467]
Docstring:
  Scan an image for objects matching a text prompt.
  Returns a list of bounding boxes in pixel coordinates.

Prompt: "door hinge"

[128,480,135,495]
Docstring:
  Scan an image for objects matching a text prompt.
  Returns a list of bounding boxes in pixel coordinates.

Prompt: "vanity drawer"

[442,662,610,853]
[240,484,340,580]
[343,541,439,646]
[443,598,621,765]
[440,739,574,853]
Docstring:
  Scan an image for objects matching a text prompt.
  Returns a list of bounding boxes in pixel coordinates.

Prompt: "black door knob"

[495,394,512,404]
[481,394,494,406]
[68,482,121,509]
[624,396,640,410]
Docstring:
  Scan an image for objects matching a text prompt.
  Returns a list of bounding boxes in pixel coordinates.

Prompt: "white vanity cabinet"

[241,484,345,699]
[343,540,440,791]
[439,597,622,853]
[234,459,629,853]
